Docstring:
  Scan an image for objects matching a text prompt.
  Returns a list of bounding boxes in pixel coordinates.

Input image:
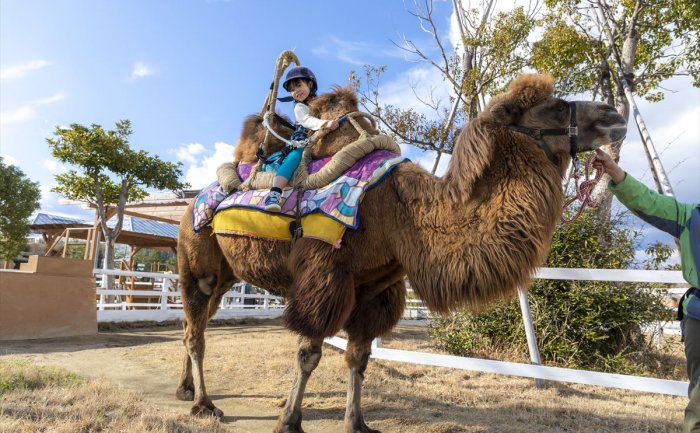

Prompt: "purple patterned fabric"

[192,150,407,232]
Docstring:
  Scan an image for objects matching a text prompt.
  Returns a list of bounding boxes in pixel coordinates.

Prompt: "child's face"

[288,79,312,102]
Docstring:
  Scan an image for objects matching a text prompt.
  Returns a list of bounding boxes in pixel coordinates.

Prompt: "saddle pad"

[194,150,407,246]
[211,208,347,247]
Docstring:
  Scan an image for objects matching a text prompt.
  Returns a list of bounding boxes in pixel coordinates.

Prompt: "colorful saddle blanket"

[193,150,407,248]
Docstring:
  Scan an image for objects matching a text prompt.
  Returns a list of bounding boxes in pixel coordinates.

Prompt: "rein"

[561,154,605,224]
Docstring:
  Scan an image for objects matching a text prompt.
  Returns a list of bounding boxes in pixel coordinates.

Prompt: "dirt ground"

[0,319,687,433]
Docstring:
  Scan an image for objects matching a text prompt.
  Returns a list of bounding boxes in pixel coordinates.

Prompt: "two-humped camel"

[176,75,626,433]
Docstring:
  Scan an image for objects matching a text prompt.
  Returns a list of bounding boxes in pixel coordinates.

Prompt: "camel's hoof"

[190,403,224,419]
[273,424,305,433]
[175,386,194,401]
[346,424,380,433]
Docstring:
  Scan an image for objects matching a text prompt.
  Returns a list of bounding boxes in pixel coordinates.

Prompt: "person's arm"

[593,149,692,238]
[294,104,330,131]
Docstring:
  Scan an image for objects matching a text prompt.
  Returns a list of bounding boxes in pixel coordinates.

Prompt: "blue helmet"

[282,66,318,94]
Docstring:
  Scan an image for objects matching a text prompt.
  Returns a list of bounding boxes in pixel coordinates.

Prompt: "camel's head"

[233,113,294,162]
[488,74,627,165]
[307,86,377,158]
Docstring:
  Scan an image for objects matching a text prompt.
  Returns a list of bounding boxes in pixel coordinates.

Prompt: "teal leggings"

[276,148,304,181]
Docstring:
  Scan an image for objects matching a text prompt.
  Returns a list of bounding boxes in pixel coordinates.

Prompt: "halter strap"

[506,101,579,167]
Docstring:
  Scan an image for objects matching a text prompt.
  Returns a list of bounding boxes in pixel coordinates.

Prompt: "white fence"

[325,267,689,397]
[93,268,284,323]
[92,266,689,396]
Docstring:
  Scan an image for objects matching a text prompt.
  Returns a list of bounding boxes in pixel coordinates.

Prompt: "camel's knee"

[298,343,322,374]
[197,275,216,296]
[345,342,372,378]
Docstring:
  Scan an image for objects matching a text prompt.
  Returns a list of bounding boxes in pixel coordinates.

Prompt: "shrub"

[429,211,672,373]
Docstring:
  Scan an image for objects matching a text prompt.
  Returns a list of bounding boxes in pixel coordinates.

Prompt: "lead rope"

[561,154,605,224]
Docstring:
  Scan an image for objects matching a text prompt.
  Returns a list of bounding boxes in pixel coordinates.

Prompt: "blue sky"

[1,0,698,261]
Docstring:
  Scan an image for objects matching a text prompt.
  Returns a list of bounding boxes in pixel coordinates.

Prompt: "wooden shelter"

[30,212,180,259]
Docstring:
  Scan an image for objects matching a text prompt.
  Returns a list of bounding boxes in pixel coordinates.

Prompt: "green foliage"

[133,248,175,272]
[537,0,699,101]
[0,157,41,261]
[47,120,189,205]
[430,212,671,373]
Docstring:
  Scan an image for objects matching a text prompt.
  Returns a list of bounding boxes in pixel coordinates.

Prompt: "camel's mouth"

[593,121,627,145]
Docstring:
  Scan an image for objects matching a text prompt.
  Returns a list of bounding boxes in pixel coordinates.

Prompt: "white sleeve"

[294,103,327,131]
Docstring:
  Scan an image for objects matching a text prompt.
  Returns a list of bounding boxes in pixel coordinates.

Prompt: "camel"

[176,75,627,433]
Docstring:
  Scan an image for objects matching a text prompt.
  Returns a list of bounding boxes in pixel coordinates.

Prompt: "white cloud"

[129,61,155,80]
[618,79,700,205]
[0,60,50,80]
[175,143,206,164]
[378,65,454,117]
[37,183,94,221]
[0,106,34,126]
[1,91,65,126]
[32,92,66,105]
[1,154,19,166]
[184,141,235,189]
[312,36,407,66]
[43,158,67,173]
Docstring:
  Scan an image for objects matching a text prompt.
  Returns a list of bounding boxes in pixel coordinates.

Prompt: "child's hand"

[324,119,339,130]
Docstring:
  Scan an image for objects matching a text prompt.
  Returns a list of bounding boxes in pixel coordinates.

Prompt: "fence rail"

[327,267,689,397]
[91,266,688,396]
[93,268,284,322]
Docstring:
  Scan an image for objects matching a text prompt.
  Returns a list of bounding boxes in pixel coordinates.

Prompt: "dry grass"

[0,359,224,433]
[123,322,685,432]
[0,320,687,433]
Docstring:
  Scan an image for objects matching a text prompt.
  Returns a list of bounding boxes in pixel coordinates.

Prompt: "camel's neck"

[390,119,565,313]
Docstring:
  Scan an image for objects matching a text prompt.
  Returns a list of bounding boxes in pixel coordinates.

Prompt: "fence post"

[98,270,106,311]
[161,277,170,310]
[518,287,544,389]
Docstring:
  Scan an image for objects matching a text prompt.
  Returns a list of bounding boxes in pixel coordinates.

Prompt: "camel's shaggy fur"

[233,113,293,162]
[176,75,627,432]
[307,86,378,158]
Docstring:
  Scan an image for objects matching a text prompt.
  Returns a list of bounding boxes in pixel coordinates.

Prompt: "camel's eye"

[551,101,568,120]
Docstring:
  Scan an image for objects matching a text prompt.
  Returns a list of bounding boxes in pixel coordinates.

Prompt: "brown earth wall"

[0,256,96,340]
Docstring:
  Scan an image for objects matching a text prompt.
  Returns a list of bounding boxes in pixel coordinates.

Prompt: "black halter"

[507,101,579,168]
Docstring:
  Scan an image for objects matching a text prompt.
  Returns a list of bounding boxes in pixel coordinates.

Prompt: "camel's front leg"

[344,339,380,433]
[274,336,324,433]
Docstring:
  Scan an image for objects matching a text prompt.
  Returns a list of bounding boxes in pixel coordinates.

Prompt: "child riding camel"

[264,66,339,211]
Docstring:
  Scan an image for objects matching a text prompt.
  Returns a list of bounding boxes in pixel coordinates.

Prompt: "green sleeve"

[609,173,694,238]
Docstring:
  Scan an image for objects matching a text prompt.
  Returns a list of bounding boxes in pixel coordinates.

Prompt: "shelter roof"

[30,213,178,250]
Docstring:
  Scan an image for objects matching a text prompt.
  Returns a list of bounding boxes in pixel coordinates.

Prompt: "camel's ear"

[490,101,523,125]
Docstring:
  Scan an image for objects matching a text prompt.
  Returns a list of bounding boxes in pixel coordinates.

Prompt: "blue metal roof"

[107,215,178,239]
[32,213,88,226]
[32,212,177,239]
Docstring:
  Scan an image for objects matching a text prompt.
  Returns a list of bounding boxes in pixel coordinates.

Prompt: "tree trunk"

[594,10,636,221]
[103,235,116,290]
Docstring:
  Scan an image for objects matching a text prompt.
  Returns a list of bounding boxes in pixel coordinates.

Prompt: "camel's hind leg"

[343,279,406,433]
[273,336,324,433]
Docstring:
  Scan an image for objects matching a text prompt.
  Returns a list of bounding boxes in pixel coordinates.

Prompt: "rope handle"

[260,50,301,116]
[307,111,377,144]
[561,154,605,224]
